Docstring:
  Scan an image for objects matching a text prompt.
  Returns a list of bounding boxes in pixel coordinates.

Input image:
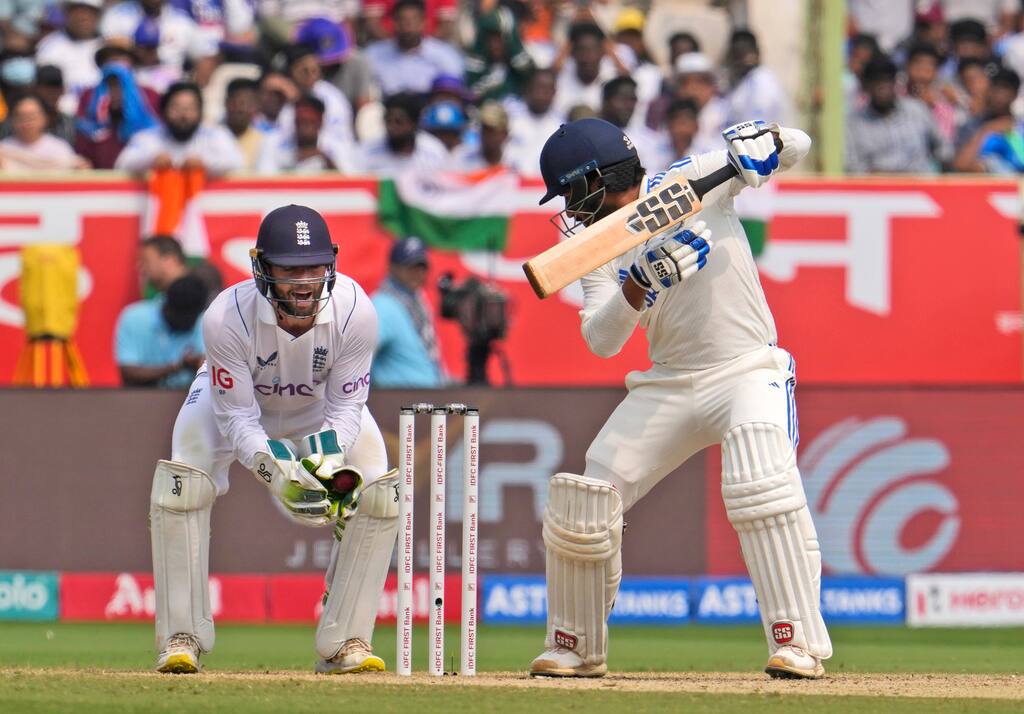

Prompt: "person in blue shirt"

[115,273,207,388]
[371,237,443,387]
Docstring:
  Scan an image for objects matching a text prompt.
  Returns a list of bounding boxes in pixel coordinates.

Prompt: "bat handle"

[688,163,740,201]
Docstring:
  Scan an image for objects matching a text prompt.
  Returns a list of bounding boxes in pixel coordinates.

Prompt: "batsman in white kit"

[529,118,832,679]
[151,204,398,674]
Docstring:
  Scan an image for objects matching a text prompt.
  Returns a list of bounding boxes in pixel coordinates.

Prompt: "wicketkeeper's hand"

[301,430,364,531]
[724,120,780,188]
[629,220,713,293]
[253,439,333,526]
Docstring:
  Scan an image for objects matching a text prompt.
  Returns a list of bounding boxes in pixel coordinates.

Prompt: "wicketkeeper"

[530,118,832,679]
[150,205,398,674]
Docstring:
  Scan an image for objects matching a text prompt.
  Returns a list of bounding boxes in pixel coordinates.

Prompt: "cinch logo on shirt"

[341,372,371,394]
[254,382,315,396]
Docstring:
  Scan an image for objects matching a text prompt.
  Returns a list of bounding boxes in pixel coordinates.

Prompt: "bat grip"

[688,163,739,200]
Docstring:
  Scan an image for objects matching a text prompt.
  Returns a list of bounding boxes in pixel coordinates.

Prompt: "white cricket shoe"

[315,638,385,674]
[764,645,825,679]
[156,633,202,674]
[529,647,607,678]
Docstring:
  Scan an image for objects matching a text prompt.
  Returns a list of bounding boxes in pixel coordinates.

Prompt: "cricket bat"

[523,163,739,299]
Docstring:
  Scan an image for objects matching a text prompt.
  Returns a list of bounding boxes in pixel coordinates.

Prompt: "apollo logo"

[802,417,958,575]
[0,574,50,612]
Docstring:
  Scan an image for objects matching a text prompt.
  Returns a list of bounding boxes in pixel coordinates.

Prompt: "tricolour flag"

[377,168,518,252]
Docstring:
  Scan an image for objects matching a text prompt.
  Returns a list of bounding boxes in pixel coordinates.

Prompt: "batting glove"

[629,220,713,293]
[724,120,779,188]
[254,439,333,526]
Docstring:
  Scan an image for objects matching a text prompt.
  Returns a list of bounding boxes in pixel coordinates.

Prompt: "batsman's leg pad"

[722,422,832,659]
[316,470,400,659]
[542,473,623,665]
[150,459,216,653]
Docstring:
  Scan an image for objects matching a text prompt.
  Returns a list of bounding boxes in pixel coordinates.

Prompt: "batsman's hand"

[723,120,780,188]
[253,439,333,526]
[629,220,713,293]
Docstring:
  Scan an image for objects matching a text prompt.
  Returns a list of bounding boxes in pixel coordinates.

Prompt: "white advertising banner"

[907,573,1024,626]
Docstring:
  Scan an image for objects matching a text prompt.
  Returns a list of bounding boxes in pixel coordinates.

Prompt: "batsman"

[530,118,831,679]
[150,205,398,675]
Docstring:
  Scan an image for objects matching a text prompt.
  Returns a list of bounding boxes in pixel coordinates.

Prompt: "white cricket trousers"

[585,345,798,511]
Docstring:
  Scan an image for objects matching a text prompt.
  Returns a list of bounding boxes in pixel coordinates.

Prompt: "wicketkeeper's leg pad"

[150,459,216,653]
[316,470,400,660]
[722,422,832,659]
[542,473,623,666]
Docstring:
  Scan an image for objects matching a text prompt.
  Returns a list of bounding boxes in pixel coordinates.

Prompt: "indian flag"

[377,168,518,252]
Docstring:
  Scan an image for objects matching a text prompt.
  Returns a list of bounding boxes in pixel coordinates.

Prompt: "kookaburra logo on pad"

[296,221,311,246]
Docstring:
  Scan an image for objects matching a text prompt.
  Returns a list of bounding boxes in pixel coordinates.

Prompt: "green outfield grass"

[1,623,1022,713]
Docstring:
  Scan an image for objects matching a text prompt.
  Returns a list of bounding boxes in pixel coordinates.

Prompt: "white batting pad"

[150,459,217,652]
[316,470,400,659]
[542,473,623,665]
[722,423,832,659]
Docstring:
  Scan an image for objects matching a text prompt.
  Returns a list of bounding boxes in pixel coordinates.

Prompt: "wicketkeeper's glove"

[253,439,333,526]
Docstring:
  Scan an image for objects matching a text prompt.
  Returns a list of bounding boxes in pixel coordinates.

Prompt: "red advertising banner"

[60,572,267,622]
[705,388,1024,577]
[0,176,1018,386]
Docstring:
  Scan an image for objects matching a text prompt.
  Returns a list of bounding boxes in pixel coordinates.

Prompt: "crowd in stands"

[0,0,793,177]
[846,0,1024,174]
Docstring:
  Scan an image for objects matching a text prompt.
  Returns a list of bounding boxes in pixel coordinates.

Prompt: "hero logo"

[771,621,794,644]
[210,366,233,390]
[255,382,315,397]
[342,372,371,394]
[803,417,958,576]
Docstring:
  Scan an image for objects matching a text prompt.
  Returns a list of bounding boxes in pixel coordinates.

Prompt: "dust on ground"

[3,668,1020,700]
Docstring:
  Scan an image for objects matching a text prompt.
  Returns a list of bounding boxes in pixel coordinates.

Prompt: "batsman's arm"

[320,282,378,450]
[579,261,643,358]
[201,302,270,471]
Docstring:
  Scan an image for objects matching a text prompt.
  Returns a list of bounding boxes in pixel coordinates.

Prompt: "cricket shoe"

[764,645,825,679]
[156,633,202,674]
[529,647,607,678]
[315,638,385,674]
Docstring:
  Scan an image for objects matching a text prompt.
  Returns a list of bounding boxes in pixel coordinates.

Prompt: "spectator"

[454,100,510,171]
[254,68,296,132]
[420,98,466,157]
[115,80,244,175]
[599,76,660,169]
[34,65,76,144]
[256,93,353,174]
[553,21,623,117]
[170,0,256,60]
[295,16,374,111]
[847,0,914,54]
[34,0,104,112]
[364,0,463,96]
[465,3,535,103]
[652,53,727,150]
[370,237,443,388]
[355,91,447,175]
[74,48,161,169]
[223,77,262,170]
[724,29,789,127]
[101,0,220,87]
[902,42,957,144]
[428,73,471,109]
[362,0,457,44]
[115,272,207,388]
[942,0,1017,39]
[846,55,949,174]
[653,98,707,168]
[504,67,561,175]
[138,234,188,293]
[667,31,701,66]
[131,14,183,94]
[0,1,47,53]
[254,0,354,48]
[953,66,1022,172]
[847,33,882,108]
[0,93,88,170]
[947,57,993,132]
[612,8,662,125]
[276,42,354,145]
[940,19,990,80]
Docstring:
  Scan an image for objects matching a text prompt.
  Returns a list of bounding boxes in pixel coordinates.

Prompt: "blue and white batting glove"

[629,220,713,293]
[723,120,779,188]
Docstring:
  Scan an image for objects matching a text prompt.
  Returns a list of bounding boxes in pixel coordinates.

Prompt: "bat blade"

[522,163,737,299]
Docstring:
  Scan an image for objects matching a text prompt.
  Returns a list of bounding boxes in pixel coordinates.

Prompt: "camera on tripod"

[437,272,508,385]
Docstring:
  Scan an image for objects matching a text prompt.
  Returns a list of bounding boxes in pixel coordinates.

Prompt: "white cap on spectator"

[66,0,104,8]
[674,52,714,76]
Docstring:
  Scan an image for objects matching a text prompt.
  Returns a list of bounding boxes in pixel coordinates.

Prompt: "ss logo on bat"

[626,183,694,234]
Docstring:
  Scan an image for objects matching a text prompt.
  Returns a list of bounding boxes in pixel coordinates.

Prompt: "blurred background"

[0,0,1021,635]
